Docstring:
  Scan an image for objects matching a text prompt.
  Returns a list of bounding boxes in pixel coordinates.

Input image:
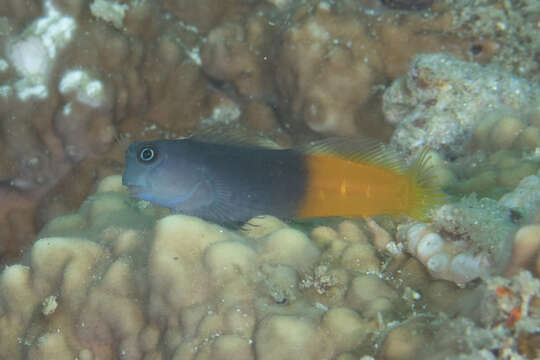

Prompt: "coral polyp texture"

[0,0,538,262]
[449,0,540,81]
[2,176,540,359]
[272,1,471,137]
[0,176,390,359]
[2,0,540,356]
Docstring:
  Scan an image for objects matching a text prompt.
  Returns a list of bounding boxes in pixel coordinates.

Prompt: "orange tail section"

[296,138,445,221]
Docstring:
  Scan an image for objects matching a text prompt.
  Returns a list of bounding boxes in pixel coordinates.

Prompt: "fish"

[122,136,445,224]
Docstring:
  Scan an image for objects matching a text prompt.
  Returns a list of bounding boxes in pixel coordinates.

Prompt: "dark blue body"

[122,138,308,224]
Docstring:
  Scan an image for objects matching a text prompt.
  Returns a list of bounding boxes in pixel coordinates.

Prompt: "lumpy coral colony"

[1,176,539,359]
[1,0,540,359]
[1,0,538,259]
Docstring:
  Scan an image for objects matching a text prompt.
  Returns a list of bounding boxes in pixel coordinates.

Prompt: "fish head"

[122,139,214,210]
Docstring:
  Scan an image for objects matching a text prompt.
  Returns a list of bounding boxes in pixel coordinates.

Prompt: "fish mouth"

[125,185,147,196]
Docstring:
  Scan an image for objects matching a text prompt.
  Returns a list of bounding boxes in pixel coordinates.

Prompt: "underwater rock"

[383,53,540,161]
[448,0,540,81]
[421,271,540,360]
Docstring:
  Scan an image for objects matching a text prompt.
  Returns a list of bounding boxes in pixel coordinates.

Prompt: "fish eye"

[138,145,157,163]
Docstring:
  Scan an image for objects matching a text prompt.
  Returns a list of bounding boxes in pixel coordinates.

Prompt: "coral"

[446,108,540,199]
[1,175,498,359]
[5,174,540,359]
[471,110,540,152]
[396,196,516,285]
[505,225,540,278]
[6,0,77,100]
[0,0,41,27]
[379,318,433,360]
[200,19,275,100]
[433,271,540,359]
[381,0,433,10]
[193,0,490,138]
[499,171,540,219]
[0,0,238,260]
[275,2,383,135]
[2,0,528,263]
[59,69,108,108]
[273,1,470,136]
[0,176,394,359]
[447,150,540,200]
[157,0,258,34]
[89,0,129,29]
[383,53,540,161]
[377,271,540,359]
[1,5,539,359]
[448,0,540,81]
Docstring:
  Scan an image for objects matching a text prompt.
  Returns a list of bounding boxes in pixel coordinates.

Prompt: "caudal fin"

[406,149,447,221]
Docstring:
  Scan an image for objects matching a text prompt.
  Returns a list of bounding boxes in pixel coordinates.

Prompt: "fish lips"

[121,176,148,197]
[125,184,145,195]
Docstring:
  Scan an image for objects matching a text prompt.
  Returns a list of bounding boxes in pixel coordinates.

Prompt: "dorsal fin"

[296,136,406,173]
[189,126,283,149]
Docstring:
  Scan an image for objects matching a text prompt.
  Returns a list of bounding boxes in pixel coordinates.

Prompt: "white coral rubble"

[6,0,76,100]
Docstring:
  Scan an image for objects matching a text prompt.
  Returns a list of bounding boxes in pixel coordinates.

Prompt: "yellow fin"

[190,125,283,149]
[297,136,406,174]
[298,136,446,221]
[405,149,448,221]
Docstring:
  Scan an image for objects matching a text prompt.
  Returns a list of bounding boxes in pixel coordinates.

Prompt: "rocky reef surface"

[3,0,536,260]
[1,175,539,359]
[1,0,540,359]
